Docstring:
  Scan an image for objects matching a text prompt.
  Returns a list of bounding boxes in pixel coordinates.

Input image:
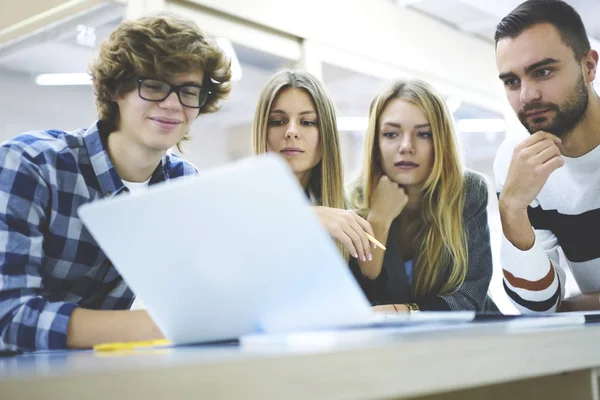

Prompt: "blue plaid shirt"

[0,121,197,351]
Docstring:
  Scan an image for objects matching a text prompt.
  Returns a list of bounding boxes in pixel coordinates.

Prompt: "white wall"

[0,63,274,171]
[0,68,97,140]
[184,0,505,110]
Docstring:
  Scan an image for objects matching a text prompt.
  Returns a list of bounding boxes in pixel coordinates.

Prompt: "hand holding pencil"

[314,206,385,261]
[365,232,386,250]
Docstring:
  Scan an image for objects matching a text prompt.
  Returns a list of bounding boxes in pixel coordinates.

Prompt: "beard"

[518,73,589,137]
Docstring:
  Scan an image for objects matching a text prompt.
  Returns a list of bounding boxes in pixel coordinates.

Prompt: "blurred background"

[2,0,599,313]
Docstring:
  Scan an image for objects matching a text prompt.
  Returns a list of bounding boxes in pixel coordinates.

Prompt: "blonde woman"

[253,69,375,261]
[348,80,492,312]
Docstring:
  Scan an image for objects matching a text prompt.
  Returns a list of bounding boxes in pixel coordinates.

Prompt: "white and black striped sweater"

[494,135,600,313]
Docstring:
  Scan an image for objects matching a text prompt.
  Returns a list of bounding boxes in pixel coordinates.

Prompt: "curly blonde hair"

[90,13,232,135]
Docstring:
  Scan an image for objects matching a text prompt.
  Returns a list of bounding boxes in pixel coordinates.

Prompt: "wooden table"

[2,320,600,399]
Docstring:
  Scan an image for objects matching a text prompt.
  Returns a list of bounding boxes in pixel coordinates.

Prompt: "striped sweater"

[494,135,600,313]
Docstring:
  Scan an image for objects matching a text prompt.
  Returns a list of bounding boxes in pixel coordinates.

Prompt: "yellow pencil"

[94,338,172,352]
[365,233,386,250]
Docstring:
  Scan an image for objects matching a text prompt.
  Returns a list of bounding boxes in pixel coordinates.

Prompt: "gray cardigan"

[349,171,493,311]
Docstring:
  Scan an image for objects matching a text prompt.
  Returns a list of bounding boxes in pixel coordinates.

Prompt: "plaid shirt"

[0,121,197,351]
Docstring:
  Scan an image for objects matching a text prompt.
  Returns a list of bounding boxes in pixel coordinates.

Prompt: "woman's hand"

[368,175,409,226]
[314,206,376,261]
[372,304,409,313]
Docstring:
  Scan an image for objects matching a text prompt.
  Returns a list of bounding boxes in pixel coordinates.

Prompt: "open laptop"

[78,154,473,345]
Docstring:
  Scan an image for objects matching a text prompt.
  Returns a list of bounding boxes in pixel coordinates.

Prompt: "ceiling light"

[35,73,92,86]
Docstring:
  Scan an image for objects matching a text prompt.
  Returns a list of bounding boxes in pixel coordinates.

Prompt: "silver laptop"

[78,154,472,345]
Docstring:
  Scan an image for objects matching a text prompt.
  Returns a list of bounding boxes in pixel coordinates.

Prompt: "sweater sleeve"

[494,138,565,313]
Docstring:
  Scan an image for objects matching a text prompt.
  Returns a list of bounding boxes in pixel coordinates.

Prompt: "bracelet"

[406,303,420,313]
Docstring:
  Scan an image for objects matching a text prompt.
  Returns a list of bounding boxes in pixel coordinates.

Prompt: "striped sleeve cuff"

[501,235,560,313]
[500,234,554,280]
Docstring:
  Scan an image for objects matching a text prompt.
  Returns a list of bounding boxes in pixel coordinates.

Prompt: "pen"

[365,233,386,250]
[94,339,172,352]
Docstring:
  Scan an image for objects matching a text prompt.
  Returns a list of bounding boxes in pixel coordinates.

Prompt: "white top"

[122,178,151,193]
[122,177,150,310]
[494,134,600,313]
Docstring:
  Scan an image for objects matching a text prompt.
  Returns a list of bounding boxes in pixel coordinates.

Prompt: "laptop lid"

[78,154,373,344]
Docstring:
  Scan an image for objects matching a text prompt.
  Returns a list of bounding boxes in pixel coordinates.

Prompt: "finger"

[336,230,359,259]
[543,132,562,145]
[517,132,556,154]
[400,194,410,209]
[380,175,392,186]
[533,144,561,165]
[349,218,372,260]
[537,162,563,184]
[531,130,561,144]
[353,214,377,249]
[539,155,564,176]
[336,222,363,260]
[397,186,409,204]
[345,227,368,261]
[527,130,562,146]
[523,138,559,158]
[354,214,375,237]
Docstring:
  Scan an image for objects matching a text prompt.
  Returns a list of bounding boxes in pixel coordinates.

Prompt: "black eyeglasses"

[136,77,211,109]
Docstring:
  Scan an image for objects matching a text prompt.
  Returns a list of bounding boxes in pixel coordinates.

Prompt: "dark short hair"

[494,0,590,60]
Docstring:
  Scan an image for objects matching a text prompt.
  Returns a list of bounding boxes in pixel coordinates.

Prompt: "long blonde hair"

[252,69,348,259]
[349,80,467,297]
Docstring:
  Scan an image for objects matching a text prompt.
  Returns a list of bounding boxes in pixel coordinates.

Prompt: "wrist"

[367,213,393,230]
[393,304,409,312]
[499,200,535,251]
[498,194,528,217]
[499,197,531,226]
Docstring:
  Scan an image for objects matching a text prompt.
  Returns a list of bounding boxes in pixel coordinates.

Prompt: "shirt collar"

[82,120,171,198]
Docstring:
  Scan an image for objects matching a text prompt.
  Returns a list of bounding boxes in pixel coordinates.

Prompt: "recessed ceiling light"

[35,73,92,86]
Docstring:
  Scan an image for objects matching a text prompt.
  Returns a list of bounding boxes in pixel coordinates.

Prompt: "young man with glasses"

[0,14,232,350]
